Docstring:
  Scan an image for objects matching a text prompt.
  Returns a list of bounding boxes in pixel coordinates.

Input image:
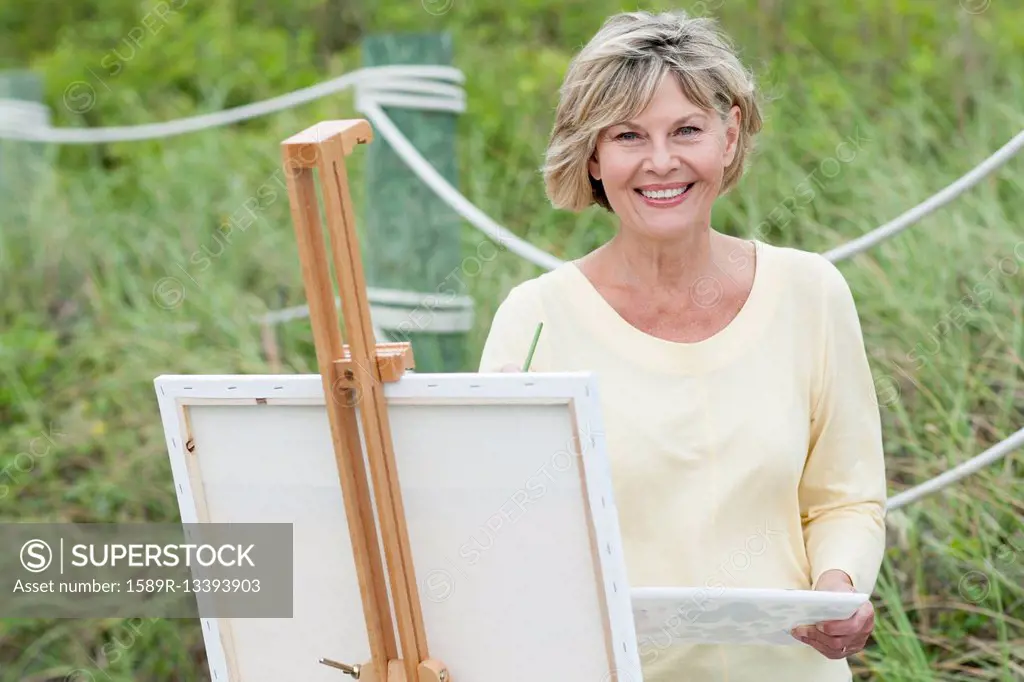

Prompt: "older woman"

[478,9,887,682]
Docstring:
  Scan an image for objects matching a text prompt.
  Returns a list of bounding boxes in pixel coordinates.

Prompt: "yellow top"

[478,240,887,682]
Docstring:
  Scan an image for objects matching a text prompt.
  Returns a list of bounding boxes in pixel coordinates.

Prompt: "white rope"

[887,426,1024,510]
[0,98,50,130]
[0,65,463,143]
[357,97,565,272]
[254,74,485,328]
[255,69,566,327]
[824,129,1024,262]
[354,76,467,114]
[261,287,474,327]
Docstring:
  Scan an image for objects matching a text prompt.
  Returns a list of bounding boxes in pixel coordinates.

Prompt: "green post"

[0,70,49,213]
[361,33,469,373]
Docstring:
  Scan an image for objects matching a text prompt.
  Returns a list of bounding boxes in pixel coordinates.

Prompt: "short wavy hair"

[542,10,763,212]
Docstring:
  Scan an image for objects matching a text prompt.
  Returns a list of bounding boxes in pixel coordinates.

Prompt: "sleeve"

[477,283,549,372]
[799,259,888,594]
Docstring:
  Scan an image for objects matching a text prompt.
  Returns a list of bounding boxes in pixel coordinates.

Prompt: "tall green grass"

[1,1,1023,680]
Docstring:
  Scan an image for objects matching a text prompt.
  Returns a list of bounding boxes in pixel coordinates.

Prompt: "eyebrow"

[617,114,706,128]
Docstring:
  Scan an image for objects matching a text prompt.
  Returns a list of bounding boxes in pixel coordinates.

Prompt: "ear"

[722,105,741,167]
[588,150,601,181]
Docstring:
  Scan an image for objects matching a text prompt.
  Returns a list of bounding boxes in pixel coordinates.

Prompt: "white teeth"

[640,185,689,199]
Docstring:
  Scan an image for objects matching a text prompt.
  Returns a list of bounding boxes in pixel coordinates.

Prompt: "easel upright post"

[281,120,448,682]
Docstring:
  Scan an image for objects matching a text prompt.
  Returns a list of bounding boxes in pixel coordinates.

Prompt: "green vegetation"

[1,0,1022,680]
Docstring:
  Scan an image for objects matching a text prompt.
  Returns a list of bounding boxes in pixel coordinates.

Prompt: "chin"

[627,199,705,237]
[634,218,694,240]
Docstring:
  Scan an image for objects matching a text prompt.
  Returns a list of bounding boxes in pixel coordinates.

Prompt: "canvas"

[631,586,868,646]
[153,371,642,682]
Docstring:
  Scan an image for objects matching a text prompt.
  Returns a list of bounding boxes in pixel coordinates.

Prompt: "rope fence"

[887,426,1024,511]
[0,66,463,143]
[2,65,1022,513]
[822,130,1024,262]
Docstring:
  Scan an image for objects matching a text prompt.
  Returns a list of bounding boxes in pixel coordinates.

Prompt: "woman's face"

[589,75,740,239]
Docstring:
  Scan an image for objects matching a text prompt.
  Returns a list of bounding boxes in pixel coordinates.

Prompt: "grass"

[1,2,1023,680]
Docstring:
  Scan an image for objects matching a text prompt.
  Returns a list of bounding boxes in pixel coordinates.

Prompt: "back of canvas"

[185,403,372,681]
[391,401,616,681]
[160,373,641,682]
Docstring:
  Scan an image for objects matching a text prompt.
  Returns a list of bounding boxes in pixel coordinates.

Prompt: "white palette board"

[154,371,642,682]
[631,586,868,646]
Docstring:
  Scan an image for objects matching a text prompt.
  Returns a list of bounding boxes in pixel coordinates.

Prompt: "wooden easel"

[281,119,449,682]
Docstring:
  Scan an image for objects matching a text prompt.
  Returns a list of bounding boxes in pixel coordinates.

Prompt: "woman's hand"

[791,569,874,659]
[500,363,522,372]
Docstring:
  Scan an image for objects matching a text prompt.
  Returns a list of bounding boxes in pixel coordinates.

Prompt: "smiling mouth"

[635,183,695,200]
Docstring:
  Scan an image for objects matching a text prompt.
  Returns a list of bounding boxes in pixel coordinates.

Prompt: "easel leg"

[282,146,396,677]
[282,120,438,682]
[315,131,430,682]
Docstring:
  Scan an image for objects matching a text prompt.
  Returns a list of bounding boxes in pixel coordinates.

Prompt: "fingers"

[791,602,874,659]
[793,628,869,659]
[817,603,874,637]
[500,363,521,372]
[794,633,845,659]
[804,602,873,638]
[791,602,870,639]
[795,625,864,659]
[801,638,856,660]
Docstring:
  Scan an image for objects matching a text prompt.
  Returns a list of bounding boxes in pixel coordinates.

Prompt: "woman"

[478,10,887,682]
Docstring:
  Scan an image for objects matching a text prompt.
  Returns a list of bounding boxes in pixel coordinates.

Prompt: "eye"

[676,126,701,136]
[615,131,641,141]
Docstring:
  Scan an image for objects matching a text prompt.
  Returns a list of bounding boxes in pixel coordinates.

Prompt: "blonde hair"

[543,10,763,212]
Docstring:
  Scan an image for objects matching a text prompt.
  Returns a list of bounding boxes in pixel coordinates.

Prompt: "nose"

[644,138,678,175]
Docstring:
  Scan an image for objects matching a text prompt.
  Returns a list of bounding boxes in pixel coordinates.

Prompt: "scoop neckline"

[562,239,780,374]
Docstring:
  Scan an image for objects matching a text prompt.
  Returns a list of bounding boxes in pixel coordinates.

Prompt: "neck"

[602,224,717,293]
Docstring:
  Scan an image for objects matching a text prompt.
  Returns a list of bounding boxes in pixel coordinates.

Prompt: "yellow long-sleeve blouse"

[478,239,887,682]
